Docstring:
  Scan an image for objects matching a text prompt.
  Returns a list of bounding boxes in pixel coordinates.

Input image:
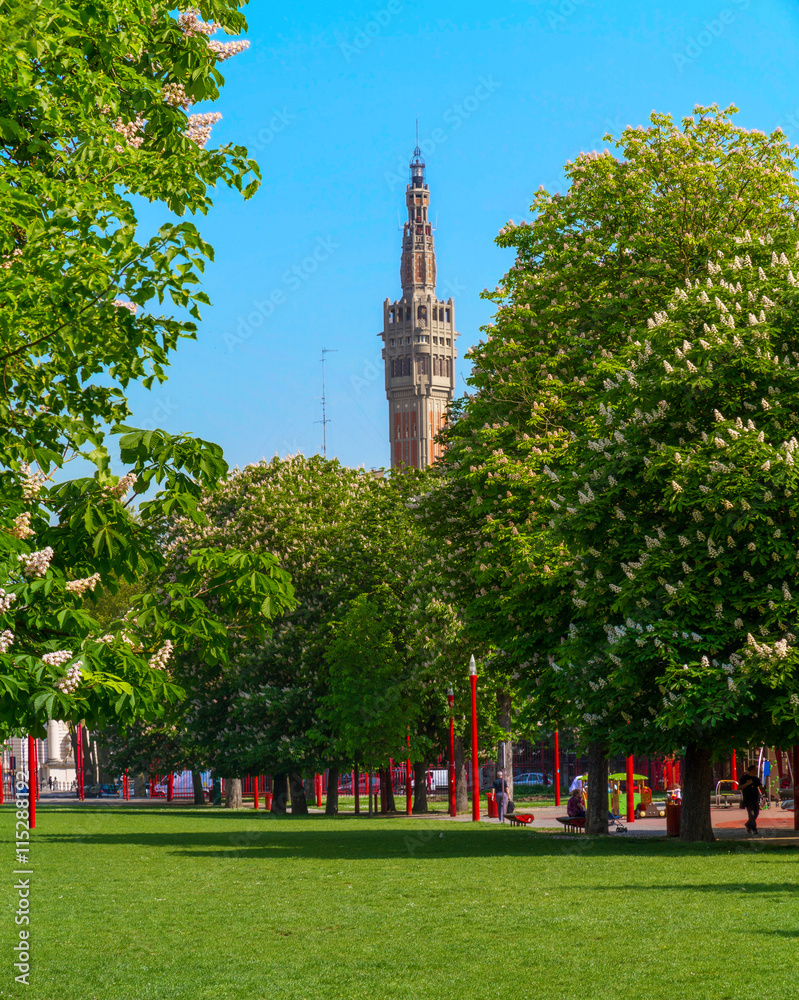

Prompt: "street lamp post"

[469,655,479,822]
[447,686,456,817]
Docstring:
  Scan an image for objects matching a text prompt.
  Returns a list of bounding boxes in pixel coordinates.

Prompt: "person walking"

[493,770,509,823]
[739,764,764,835]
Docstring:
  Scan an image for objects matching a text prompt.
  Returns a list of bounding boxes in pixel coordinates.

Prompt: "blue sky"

[125,0,799,473]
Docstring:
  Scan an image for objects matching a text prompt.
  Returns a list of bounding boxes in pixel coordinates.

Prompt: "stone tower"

[380,146,458,468]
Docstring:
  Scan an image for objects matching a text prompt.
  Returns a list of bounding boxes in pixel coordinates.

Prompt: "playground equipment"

[581,772,667,819]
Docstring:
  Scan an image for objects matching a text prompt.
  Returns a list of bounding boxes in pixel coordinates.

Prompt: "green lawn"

[2,806,797,1000]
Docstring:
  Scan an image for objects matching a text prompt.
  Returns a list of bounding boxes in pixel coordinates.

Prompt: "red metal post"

[0,757,4,805]
[625,754,635,823]
[167,772,174,802]
[469,655,480,821]
[315,773,322,808]
[76,724,85,801]
[254,776,259,810]
[28,736,36,829]
[354,764,360,815]
[731,750,738,789]
[447,687,456,817]
[793,747,799,832]
[123,772,129,800]
[554,729,561,808]
[406,735,412,816]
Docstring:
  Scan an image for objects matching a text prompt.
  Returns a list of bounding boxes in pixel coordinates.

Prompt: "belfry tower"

[380,145,458,468]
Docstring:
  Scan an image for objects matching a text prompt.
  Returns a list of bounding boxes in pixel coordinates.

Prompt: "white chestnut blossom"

[149,640,174,670]
[42,649,73,667]
[65,573,101,596]
[7,512,34,539]
[56,661,83,694]
[18,546,54,578]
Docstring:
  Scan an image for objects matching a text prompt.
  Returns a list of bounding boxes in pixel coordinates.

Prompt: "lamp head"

[469,654,476,676]
[447,685,454,697]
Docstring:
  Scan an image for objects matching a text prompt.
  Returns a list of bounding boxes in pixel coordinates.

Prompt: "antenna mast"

[316,348,337,459]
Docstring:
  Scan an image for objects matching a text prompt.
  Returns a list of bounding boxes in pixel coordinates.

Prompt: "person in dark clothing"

[492,770,509,823]
[567,788,586,818]
[739,765,764,835]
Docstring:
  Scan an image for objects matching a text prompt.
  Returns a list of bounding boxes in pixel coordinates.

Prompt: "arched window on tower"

[446,358,452,378]
[445,308,451,323]
[405,307,411,321]
[417,304,427,322]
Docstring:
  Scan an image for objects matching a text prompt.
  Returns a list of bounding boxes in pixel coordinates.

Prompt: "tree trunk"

[271,773,289,814]
[680,741,715,842]
[133,772,147,798]
[289,771,308,815]
[325,765,339,815]
[225,777,243,809]
[497,689,513,802]
[381,767,397,812]
[585,741,609,835]
[412,761,428,813]
[192,771,205,805]
[454,735,468,813]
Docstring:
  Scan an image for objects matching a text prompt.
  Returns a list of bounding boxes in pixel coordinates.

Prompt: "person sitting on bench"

[567,788,586,819]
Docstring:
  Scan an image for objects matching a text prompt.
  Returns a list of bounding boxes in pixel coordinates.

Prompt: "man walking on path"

[739,764,764,835]
[493,770,509,823]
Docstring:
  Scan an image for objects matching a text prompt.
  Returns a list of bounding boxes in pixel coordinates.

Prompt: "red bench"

[507,813,534,827]
[556,816,585,833]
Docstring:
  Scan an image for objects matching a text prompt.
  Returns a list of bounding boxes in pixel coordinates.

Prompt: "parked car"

[514,772,545,785]
[84,783,119,798]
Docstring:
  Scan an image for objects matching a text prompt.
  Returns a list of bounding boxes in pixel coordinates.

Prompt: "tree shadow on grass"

[35,816,799,861]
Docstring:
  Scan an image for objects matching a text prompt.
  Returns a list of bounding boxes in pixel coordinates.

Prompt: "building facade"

[379,146,458,468]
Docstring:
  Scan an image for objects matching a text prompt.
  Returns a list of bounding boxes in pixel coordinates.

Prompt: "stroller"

[608,809,627,833]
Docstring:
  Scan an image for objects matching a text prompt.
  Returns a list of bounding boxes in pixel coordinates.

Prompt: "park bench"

[506,813,534,827]
[556,816,585,833]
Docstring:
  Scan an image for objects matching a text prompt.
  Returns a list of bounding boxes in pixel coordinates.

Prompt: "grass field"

[2,806,797,1000]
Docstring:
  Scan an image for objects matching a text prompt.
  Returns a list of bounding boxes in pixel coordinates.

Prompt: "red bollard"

[167,773,174,802]
[469,656,480,821]
[406,735,412,816]
[315,773,322,808]
[0,758,4,805]
[554,729,561,808]
[76,724,85,801]
[625,755,635,823]
[28,735,36,829]
[354,765,360,815]
[447,689,456,817]
[254,776,259,810]
[793,747,799,832]
[731,750,738,789]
